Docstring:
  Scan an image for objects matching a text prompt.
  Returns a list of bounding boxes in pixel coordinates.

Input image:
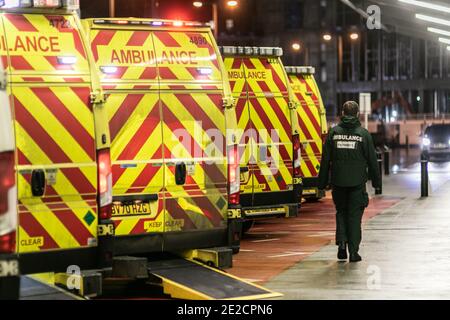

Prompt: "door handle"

[175,162,187,185]
[240,166,249,173]
[31,169,46,197]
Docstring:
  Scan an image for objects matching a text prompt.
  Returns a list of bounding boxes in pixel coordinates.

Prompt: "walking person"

[318,101,381,262]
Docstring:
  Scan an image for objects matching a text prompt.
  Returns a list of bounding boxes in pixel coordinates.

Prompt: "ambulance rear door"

[154,28,228,236]
[88,24,165,238]
[243,54,293,200]
[288,68,324,179]
[223,54,254,199]
[3,13,99,253]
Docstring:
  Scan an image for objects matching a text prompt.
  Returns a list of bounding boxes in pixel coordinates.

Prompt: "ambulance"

[83,18,242,255]
[221,47,302,231]
[0,0,114,293]
[285,66,328,201]
[0,57,19,299]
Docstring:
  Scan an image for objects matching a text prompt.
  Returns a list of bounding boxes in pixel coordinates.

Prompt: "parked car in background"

[421,124,450,162]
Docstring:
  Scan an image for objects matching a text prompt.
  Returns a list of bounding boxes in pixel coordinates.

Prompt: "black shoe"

[349,252,362,262]
[337,242,347,260]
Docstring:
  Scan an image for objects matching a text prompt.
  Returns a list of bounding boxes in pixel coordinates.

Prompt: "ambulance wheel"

[0,276,20,300]
[242,220,255,234]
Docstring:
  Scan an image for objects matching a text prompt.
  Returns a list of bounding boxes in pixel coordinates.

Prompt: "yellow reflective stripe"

[15,122,52,165]
[246,58,285,94]
[52,88,95,137]
[193,94,225,132]
[161,94,225,158]
[106,94,126,122]
[256,97,291,143]
[31,208,79,249]
[14,88,92,163]
[114,218,138,236]
[109,95,159,160]
[170,32,221,75]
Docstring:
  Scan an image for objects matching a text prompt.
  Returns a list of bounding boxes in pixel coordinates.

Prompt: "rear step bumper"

[242,204,297,219]
[301,178,325,199]
[114,228,229,256]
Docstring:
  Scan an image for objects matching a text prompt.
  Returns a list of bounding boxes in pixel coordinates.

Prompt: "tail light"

[97,149,112,220]
[293,134,301,177]
[227,144,240,205]
[0,151,17,253]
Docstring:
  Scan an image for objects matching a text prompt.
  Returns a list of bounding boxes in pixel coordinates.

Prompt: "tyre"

[0,276,20,300]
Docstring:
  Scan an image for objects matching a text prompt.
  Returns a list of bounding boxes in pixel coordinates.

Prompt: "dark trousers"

[332,184,369,254]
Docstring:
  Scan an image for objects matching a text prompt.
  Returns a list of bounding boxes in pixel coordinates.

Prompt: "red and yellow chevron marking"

[87,21,229,235]
[88,27,222,83]
[90,29,157,82]
[224,57,254,193]
[153,30,221,82]
[288,73,327,178]
[13,86,98,253]
[105,93,164,236]
[161,92,228,232]
[225,56,293,194]
[105,91,228,235]
[1,13,90,80]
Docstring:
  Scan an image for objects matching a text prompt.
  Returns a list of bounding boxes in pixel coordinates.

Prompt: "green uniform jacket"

[318,116,382,189]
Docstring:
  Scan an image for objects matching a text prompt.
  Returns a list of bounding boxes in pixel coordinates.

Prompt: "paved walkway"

[265,175,450,299]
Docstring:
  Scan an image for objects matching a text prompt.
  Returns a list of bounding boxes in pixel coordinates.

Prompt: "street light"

[350,33,359,40]
[292,43,301,51]
[193,1,239,39]
[323,34,332,41]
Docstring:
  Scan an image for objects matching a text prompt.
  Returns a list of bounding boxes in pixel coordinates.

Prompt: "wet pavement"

[260,147,450,299]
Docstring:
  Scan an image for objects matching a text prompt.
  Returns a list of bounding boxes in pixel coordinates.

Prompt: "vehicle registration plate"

[112,202,151,216]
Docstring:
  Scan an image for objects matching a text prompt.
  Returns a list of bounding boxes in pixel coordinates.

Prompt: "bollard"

[384,147,390,176]
[421,153,429,197]
[376,151,383,195]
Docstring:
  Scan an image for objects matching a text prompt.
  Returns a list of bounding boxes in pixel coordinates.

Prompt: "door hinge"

[222,97,235,109]
[288,101,299,110]
[0,71,7,90]
[90,90,106,105]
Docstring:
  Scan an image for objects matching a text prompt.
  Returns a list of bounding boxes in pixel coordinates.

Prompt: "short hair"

[342,101,360,117]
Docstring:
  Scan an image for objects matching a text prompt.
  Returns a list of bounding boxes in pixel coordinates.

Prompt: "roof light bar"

[285,66,316,75]
[416,14,450,27]
[398,0,450,14]
[92,19,209,28]
[0,0,79,9]
[219,46,283,57]
[427,27,450,37]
